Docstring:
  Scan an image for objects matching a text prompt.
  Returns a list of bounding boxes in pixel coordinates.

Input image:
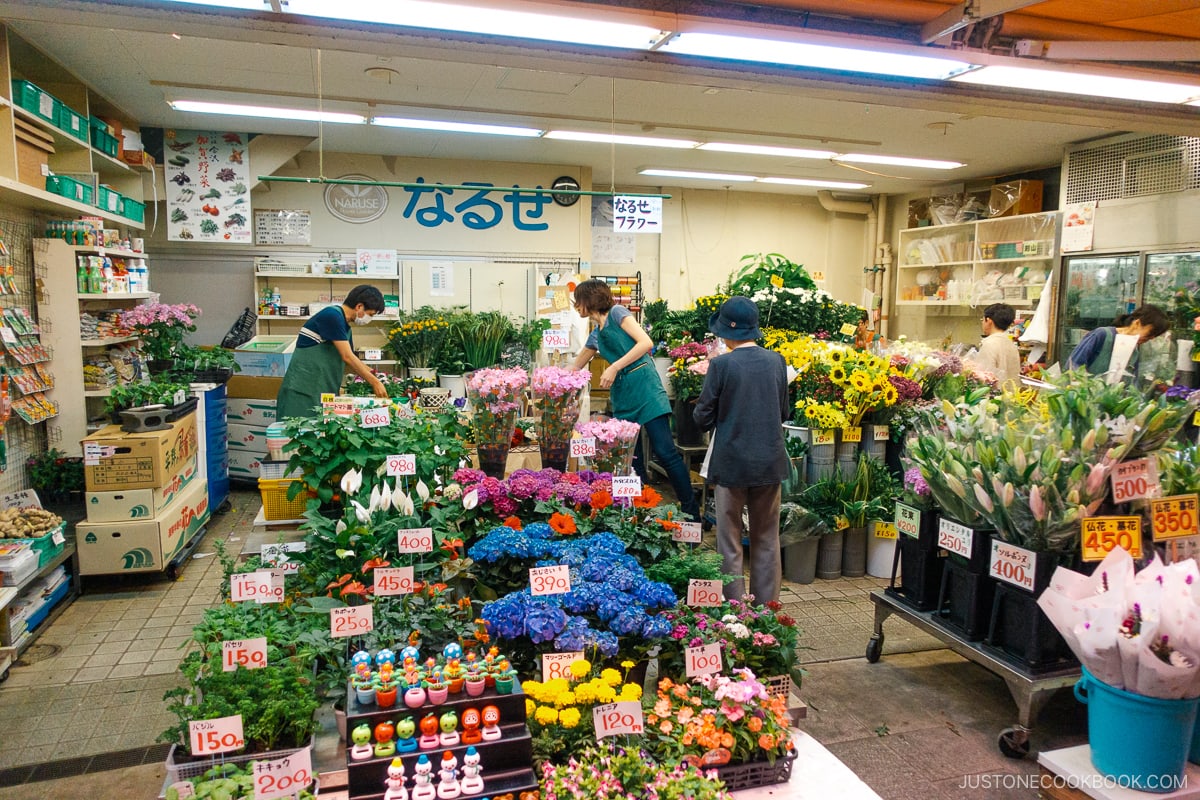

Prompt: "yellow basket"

[258,478,309,521]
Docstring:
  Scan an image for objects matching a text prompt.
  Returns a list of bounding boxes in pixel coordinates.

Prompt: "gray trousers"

[714,483,782,604]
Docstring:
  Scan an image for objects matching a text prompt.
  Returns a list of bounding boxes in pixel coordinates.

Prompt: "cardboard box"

[227,397,277,424]
[234,336,296,377]
[81,413,199,492]
[989,180,1043,218]
[227,375,284,400]
[85,454,199,522]
[120,150,155,169]
[14,117,54,190]
[77,479,209,575]
[228,450,264,480]
[227,422,269,453]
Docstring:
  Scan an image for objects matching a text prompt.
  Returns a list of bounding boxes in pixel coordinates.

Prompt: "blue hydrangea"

[526,600,568,644]
[610,606,649,636]
[641,614,673,639]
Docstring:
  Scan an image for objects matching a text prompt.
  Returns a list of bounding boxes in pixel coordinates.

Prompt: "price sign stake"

[253,746,313,800]
[686,578,723,607]
[569,437,596,459]
[396,527,434,554]
[385,454,417,476]
[1081,516,1143,561]
[373,566,415,597]
[672,521,702,544]
[542,651,585,682]
[1150,494,1200,542]
[593,701,645,739]
[989,540,1037,592]
[685,643,723,677]
[330,604,374,638]
[188,715,245,757]
[222,637,268,672]
[612,475,642,498]
[360,406,391,429]
[530,564,571,596]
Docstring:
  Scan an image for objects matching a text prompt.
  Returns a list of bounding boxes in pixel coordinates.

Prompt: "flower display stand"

[933,560,996,641]
[982,555,1076,673]
[344,678,537,800]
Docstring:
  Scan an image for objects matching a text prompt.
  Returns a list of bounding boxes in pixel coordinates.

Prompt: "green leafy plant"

[103,378,191,415]
[643,549,729,597]
[26,448,84,499]
[726,252,816,296]
[459,310,517,370]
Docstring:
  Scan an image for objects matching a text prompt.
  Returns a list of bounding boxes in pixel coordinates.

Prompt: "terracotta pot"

[375,685,398,708]
[447,677,465,695]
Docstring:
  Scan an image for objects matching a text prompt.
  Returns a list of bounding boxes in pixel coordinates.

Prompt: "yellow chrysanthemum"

[559,707,582,729]
[535,705,559,725]
[569,659,591,679]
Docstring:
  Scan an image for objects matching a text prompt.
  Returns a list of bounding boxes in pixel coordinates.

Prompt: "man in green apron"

[275,285,389,419]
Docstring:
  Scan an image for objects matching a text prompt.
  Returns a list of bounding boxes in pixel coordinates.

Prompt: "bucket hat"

[709,296,761,341]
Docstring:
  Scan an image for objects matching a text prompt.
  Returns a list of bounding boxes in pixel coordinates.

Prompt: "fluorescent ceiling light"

[953,65,1200,105]
[372,116,542,137]
[659,32,975,80]
[834,153,963,170]
[170,100,365,124]
[640,169,756,182]
[546,131,698,148]
[759,177,871,189]
[699,142,836,159]
[160,0,266,7]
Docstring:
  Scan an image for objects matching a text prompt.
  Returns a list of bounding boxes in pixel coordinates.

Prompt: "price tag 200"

[222,637,268,672]
[542,651,585,682]
[895,503,921,539]
[685,642,723,677]
[360,407,391,429]
[1110,457,1160,503]
[330,604,374,638]
[373,566,415,596]
[612,475,642,498]
[530,564,571,596]
[989,540,1037,592]
[593,701,645,739]
[230,572,272,603]
[396,527,434,554]
[1150,494,1200,541]
[686,578,723,607]
[570,437,596,459]
[386,454,417,476]
[260,542,304,574]
[1081,516,1143,561]
[253,746,313,800]
[189,715,245,757]
[672,521,702,544]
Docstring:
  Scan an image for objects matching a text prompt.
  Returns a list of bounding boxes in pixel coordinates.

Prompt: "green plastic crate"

[89,117,119,157]
[45,173,94,205]
[96,185,121,214]
[119,195,145,223]
[11,79,57,123]
[57,104,88,142]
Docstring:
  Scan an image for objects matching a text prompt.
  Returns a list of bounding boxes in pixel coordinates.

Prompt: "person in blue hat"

[693,296,790,603]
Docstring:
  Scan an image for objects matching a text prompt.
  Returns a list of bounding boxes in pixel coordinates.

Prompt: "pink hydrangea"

[531,366,591,398]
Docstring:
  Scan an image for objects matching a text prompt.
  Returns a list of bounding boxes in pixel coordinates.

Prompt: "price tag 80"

[374,566,415,597]
[222,637,268,672]
[330,604,374,638]
[360,407,391,429]
[593,701,644,739]
[686,578,723,607]
[396,527,434,553]
[570,437,596,459]
[188,715,245,756]
[253,746,313,800]
[1081,516,1143,561]
[811,429,835,446]
[530,564,571,596]
[386,454,417,476]
[542,651,585,682]
[685,642,723,677]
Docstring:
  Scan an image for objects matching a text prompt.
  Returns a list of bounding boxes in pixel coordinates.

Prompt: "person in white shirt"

[977,303,1022,388]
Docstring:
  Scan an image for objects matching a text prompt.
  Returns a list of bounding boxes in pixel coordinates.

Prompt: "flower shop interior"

[2,1,1200,799]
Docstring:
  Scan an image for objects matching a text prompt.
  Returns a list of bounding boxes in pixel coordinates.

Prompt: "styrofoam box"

[227,422,269,453]
[228,449,263,479]
[0,543,38,586]
[226,398,277,424]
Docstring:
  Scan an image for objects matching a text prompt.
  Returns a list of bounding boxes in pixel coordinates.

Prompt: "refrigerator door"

[1057,253,1141,364]
[1143,251,1200,380]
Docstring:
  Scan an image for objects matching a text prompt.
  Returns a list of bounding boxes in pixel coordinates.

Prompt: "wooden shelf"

[0,175,144,228]
[80,335,137,346]
[77,291,155,301]
[10,103,134,178]
[59,244,147,259]
[255,272,394,280]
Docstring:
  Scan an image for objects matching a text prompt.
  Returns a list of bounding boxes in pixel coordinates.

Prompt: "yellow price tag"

[873,522,898,540]
[1081,516,1143,561]
[1150,494,1200,542]
[553,289,570,310]
[811,270,826,282]
[841,427,862,443]
[835,515,849,531]
[1193,409,1200,426]
[812,429,835,446]
[320,393,335,403]
[770,274,784,288]
[840,323,857,336]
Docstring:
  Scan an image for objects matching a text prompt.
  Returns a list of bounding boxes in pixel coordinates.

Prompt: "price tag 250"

[223,637,268,672]
[396,527,434,553]
[937,518,974,559]
[612,475,642,498]
[542,651,585,682]
[672,521,702,544]
[686,578,723,607]
[530,564,571,596]
[570,437,596,459]
[1081,516,1143,561]
[685,642,723,677]
[189,714,245,757]
[360,407,391,429]
[253,746,313,800]
[593,701,644,739]
[373,566,414,597]
[386,454,417,476]
[330,604,374,638]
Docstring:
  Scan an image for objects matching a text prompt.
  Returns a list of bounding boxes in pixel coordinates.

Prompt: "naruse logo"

[122,547,155,569]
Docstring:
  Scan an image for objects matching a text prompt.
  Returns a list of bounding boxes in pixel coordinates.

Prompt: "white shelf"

[978,255,1055,264]
[83,388,112,397]
[255,272,395,280]
[59,245,147,259]
[898,260,973,269]
[77,291,156,301]
[258,314,399,322]
[80,335,138,347]
[253,507,306,527]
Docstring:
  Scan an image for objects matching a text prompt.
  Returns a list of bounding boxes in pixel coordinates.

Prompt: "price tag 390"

[612,475,642,498]
[1150,494,1200,541]
[570,437,596,459]
[330,604,374,638]
[542,651,585,682]
[222,637,268,672]
[530,564,571,596]
[386,454,417,476]
[189,714,245,757]
[1110,457,1160,503]
[685,642,723,677]
[1081,516,1143,561]
[686,578,723,607]
[396,527,434,553]
[373,566,415,597]
[593,701,644,739]
[253,746,313,800]
[989,540,1037,592]
[672,521,702,544]
[360,406,391,429]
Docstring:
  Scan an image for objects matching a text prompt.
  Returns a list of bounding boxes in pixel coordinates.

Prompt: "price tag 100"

[542,328,571,351]
[330,604,374,638]
[1150,494,1200,541]
[189,715,245,757]
[374,566,415,596]
[593,701,645,739]
[989,540,1037,592]
[1081,516,1143,561]
[542,651,585,682]
[811,429,835,446]
[253,746,313,800]
[841,427,862,443]
[230,572,272,603]
[672,521,702,544]
[385,454,417,476]
[1110,457,1160,503]
[895,503,921,539]
[222,637,268,672]
[685,642,723,677]
[612,475,642,498]
[530,564,571,596]
[360,407,391,429]
[937,517,974,559]
[396,527,434,554]
[570,437,596,459]
[686,578,723,607]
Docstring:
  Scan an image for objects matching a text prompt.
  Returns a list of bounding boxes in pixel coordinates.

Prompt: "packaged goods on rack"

[12,393,59,424]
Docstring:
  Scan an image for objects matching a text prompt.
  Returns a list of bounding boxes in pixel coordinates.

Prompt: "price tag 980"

[373,566,414,596]
[672,521,702,544]
[541,328,571,351]
[330,604,374,638]
[222,637,268,672]
[530,564,571,596]
[593,701,644,739]
[386,454,417,476]
[253,746,313,800]
[359,406,391,429]
[396,527,434,553]
[1081,516,1143,561]
[189,715,245,757]
[686,578,723,607]
[542,651,585,682]
[685,643,723,677]
[569,437,596,459]
[1150,494,1200,541]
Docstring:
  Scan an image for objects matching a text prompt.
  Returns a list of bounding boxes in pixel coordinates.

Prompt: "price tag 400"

[330,604,374,638]
[396,527,434,554]
[189,715,245,757]
[253,746,313,800]
[686,578,723,607]
[593,701,644,739]
[989,540,1037,593]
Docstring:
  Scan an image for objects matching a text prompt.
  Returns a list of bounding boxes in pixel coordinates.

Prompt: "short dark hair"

[344,285,386,313]
[1113,304,1170,338]
[860,309,870,323]
[984,303,1015,331]
[573,279,614,314]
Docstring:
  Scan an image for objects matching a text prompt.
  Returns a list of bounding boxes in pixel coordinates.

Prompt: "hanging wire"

[609,77,617,196]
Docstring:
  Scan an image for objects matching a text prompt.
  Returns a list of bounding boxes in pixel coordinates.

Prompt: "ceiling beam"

[920,0,1043,44]
[1021,39,1200,62]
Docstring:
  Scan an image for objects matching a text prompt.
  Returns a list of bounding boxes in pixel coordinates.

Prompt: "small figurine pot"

[376,684,398,708]
[447,676,465,695]
[426,684,449,705]
[404,685,427,708]
[356,684,377,706]
[494,673,515,695]
[464,676,486,697]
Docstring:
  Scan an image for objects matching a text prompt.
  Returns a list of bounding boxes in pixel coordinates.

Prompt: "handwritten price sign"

[685,643,723,677]
[542,651,585,682]
[937,517,974,559]
[330,604,374,638]
[686,579,723,607]
[873,425,890,441]
[873,522,898,540]
[612,475,642,498]
[396,527,434,553]
[385,454,417,476]
[373,566,415,597]
[811,429,835,446]
[841,427,862,443]
[260,542,305,574]
[569,437,596,459]
[253,746,313,800]
[223,638,268,672]
[360,407,391,429]
[593,701,645,739]
[255,569,285,603]
[189,715,245,757]
[542,328,571,351]
[1081,516,1143,561]
[530,564,571,596]
[989,540,1037,592]
[395,402,416,420]
[1110,457,1160,503]
[895,503,921,539]
[230,572,273,603]
[1150,494,1200,541]
[672,521,702,544]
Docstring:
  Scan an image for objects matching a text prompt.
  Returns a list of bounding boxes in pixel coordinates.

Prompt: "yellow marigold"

[526,698,536,718]
[600,668,622,687]
[620,659,635,670]
[569,659,591,679]
[619,683,642,702]
[555,691,577,708]
[574,682,595,704]
[544,677,570,697]
[594,683,617,704]
[534,705,559,725]
[523,679,543,700]
[559,707,581,729]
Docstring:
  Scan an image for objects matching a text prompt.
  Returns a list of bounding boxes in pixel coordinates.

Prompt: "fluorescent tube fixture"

[834,154,963,170]
[952,65,1200,105]
[640,169,756,182]
[698,142,837,159]
[759,177,870,189]
[170,100,365,124]
[371,117,542,137]
[659,32,975,80]
[546,131,699,148]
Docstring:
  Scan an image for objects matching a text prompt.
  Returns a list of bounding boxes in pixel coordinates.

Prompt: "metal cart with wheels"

[866,589,1080,759]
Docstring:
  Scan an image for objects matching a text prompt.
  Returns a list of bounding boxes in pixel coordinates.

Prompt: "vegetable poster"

[164,129,252,243]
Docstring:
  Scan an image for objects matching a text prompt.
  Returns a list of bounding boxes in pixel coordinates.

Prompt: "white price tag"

[989,540,1037,592]
[168,782,195,799]
[173,389,187,406]
[686,578,723,607]
[937,517,973,559]
[895,503,921,539]
[260,542,304,574]
[612,475,642,498]
[188,715,245,756]
[386,454,417,476]
[396,527,434,553]
[255,569,285,603]
[253,746,313,800]
[542,651,585,682]
[570,437,596,459]
[672,521,702,544]
[593,701,645,739]
[51,528,65,546]
[873,425,890,441]
[222,637,268,672]
[364,349,383,362]
[0,328,17,345]
[685,642,723,677]
[360,406,391,429]
[230,572,272,603]
[374,566,415,596]
[83,442,115,466]
[530,564,571,596]
[541,328,571,351]
[1110,457,1160,503]
[330,604,374,638]
[395,403,416,420]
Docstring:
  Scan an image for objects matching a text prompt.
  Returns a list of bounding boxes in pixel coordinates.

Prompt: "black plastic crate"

[983,581,1077,673]
[933,559,995,641]
[886,534,946,611]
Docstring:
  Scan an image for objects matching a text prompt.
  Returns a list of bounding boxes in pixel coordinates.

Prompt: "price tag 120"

[396,527,434,553]
[530,564,571,596]
[1110,457,1160,503]
[593,701,645,739]
[542,651,585,682]
[570,437,596,459]
[612,475,642,498]
[989,540,1037,592]
[672,521,702,544]
[253,746,313,800]
[189,714,245,757]
[373,566,415,597]
[222,637,268,672]
[360,407,391,429]
[686,578,723,607]
[386,454,417,476]
[230,572,272,603]
[685,642,723,677]
[1081,516,1143,561]
[330,604,374,638]
[1150,494,1200,541]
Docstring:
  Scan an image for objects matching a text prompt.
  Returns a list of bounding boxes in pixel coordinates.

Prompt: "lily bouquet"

[575,417,642,476]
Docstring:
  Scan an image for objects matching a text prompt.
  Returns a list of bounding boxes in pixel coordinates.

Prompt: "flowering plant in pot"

[531,366,590,470]
[575,417,641,475]
[26,448,84,503]
[542,742,733,800]
[666,337,711,401]
[465,366,528,477]
[119,301,200,362]
[386,307,451,370]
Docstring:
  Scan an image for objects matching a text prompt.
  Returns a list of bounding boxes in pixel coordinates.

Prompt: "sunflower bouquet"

[826,347,900,425]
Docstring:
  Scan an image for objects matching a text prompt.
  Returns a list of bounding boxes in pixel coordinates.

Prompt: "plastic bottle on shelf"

[87,259,102,294]
[76,257,89,293]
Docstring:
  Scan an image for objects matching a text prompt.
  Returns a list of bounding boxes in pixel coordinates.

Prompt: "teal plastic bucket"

[1074,668,1199,793]
[1191,714,1199,765]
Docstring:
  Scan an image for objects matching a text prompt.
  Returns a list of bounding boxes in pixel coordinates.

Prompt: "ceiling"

[4,0,1200,198]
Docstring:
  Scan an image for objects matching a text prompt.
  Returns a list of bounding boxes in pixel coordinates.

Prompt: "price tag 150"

[530,564,571,596]
[1150,494,1200,541]
[360,407,391,429]
[686,578,723,607]
[253,746,313,800]
[612,475,642,498]
[373,566,415,597]
[895,503,921,539]
[330,604,374,638]
[542,651,585,682]
[937,518,974,559]
[1081,516,1143,561]
[685,642,723,677]
[385,454,417,476]
[222,637,268,672]
[570,437,596,459]
[230,572,272,603]
[873,522,898,540]
[188,714,245,757]
[396,527,434,554]
[989,540,1037,592]
[542,328,571,351]
[593,701,645,739]
[672,521,702,544]
[1110,457,1160,503]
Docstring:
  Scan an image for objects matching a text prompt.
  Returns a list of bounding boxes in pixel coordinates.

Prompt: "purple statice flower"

[889,374,922,401]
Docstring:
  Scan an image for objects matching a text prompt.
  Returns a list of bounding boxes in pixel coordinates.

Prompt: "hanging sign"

[612,196,662,233]
[165,129,252,243]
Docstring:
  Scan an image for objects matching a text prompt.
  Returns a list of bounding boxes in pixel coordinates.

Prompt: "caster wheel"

[216,499,233,514]
[998,727,1030,759]
[0,668,9,683]
[166,564,180,581]
[865,636,883,663]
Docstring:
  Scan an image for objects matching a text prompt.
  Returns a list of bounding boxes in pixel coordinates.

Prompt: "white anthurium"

[463,489,479,510]
[340,468,363,495]
[369,484,383,513]
[416,479,430,503]
[335,520,347,534]
[351,499,371,524]
[377,481,393,512]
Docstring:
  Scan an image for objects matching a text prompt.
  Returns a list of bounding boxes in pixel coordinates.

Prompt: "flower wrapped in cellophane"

[575,417,641,476]
[531,366,590,471]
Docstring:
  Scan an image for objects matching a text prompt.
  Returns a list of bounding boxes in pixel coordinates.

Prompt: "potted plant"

[26,448,85,521]
[104,377,192,422]
[387,307,452,380]
[424,669,448,705]
[118,301,201,372]
[840,453,891,578]
[666,336,711,446]
[170,344,240,383]
[459,310,517,372]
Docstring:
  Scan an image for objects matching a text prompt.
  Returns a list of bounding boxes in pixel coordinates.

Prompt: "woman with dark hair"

[571,279,700,521]
[1068,304,1170,381]
[276,285,389,418]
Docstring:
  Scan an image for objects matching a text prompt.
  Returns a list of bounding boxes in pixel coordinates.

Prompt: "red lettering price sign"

[1110,457,1160,503]
[685,643,723,677]
[672,521,702,544]
[255,569,285,604]
[530,564,571,596]
[569,437,596,459]
[1150,494,1200,541]
[364,349,383,362]
[873,522,898,540]
[542,651,585,682]
[593,701,645,739]
[937,517,974,558]
[687,579,723,607]
[386,454,417,477]
[330,604,374,638]
[542,328,571,351]
[222,637,268,672]
[188,715,245,757]
[360,406,391,429]
[374,566,415,597]
[811,429,835,446]
[841,426,862,443]
[260,542,305,574]
[230,572,273,603]
[989,540,1037,593]
[395,402,416,420]
[895,503,921,539]
[253,746,313,800]
[396,527,434,554]
[1081,516,1143,561]
[873,425,890,442]
[612,475,642,498]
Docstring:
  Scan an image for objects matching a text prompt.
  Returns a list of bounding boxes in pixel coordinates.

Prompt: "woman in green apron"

[571,279,699,521]
[276,285,389,419]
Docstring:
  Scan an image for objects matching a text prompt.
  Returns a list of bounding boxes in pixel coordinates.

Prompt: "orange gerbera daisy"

[632,486,663,508]
[590,490,613,510]
[503,515,523,530]
[658,517,681,532]
[548,512,577,535]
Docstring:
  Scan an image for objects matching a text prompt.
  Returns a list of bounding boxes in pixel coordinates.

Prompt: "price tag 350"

[1150,494,1200,541]
[1110,457,1160,503]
